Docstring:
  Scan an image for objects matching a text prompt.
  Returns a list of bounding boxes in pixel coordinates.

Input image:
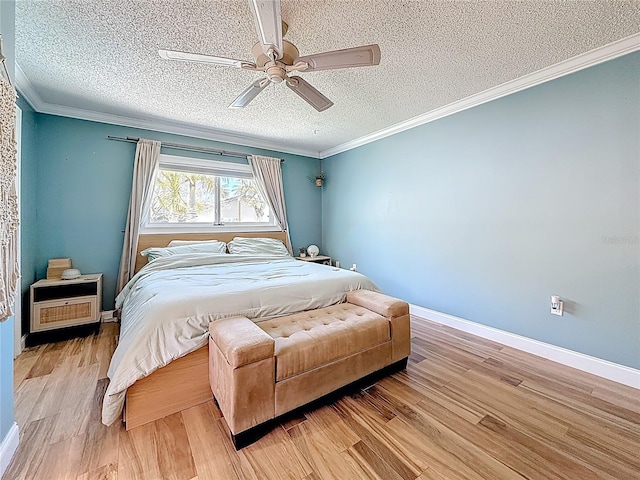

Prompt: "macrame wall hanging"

[0,37,18,322]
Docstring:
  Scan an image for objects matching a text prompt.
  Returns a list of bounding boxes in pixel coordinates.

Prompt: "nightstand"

[296,255,332,266]
[28,274,102,345]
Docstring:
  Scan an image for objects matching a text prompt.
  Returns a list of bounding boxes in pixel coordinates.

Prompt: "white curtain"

[248,155,292,254]
[0,75,18,321]
[116,139,161,293]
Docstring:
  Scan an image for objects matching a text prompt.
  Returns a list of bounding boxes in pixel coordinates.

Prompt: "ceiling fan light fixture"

[266,64,286,82]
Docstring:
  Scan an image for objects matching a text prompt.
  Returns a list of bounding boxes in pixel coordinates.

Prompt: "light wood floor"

[4,318,640,480]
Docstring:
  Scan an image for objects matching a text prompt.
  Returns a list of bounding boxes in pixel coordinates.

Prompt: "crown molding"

[16,32,640,161]
[14,65,320,159]
[320,32,640,158]
[15,63,42,108]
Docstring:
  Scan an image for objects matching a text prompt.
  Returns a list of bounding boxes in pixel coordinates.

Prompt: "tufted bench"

[208,289,411,448]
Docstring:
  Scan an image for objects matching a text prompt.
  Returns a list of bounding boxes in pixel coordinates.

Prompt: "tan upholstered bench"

[208,290,411,448]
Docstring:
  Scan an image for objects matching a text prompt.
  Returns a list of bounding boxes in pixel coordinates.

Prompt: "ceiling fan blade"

[248,0,283,59]
[229,78,269,109]
[286,76,333,112]
[159,49,255,69]
[296,44,381,72]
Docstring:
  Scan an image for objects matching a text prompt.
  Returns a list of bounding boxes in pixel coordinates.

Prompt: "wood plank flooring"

[4,318,640,480]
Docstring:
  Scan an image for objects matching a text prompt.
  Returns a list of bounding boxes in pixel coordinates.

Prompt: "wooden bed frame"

[123,231,289,430]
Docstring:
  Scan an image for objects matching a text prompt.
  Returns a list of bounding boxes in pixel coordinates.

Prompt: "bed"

[102,232,378,429]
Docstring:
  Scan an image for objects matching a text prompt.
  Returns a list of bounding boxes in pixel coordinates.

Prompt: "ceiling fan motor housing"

[252,40,299,67]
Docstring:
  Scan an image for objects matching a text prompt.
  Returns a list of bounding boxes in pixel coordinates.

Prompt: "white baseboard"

[0,423,19,478]
[100,310,116,322]
[13,334,25,359]
[410,304,640,390]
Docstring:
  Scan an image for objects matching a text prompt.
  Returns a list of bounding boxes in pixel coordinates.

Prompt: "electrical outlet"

[550,296,563,316]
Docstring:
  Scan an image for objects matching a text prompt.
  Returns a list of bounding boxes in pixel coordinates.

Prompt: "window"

[142,154,275,232]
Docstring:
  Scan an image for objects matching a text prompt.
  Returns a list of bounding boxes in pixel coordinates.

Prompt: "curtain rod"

[107,136,284,161]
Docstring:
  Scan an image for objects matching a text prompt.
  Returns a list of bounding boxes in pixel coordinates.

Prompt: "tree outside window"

[147,156,272,227]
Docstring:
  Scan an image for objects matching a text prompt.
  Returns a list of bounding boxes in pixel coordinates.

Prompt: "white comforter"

[102,254,378,425]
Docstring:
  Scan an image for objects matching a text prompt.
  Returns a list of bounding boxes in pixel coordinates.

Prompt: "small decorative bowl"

[61,268,81,280]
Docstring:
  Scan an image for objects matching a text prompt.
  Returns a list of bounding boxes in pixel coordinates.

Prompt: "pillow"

[227,237,290,256]
[168,239,222,247]
[141,241,227,261]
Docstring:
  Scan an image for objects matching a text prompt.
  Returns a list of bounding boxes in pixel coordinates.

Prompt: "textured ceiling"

[15,0,640,157]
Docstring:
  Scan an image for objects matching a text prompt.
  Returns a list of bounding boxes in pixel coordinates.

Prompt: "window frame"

[140,154,278,234]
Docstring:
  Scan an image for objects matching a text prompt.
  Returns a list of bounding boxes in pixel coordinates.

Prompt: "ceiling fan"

[159,0,381,112]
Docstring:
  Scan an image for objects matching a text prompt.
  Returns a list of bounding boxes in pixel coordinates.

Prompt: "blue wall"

[27,115,322,309]
[322,52,640,369]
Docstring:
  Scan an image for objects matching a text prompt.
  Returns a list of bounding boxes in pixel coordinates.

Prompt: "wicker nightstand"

[30,274,102,335]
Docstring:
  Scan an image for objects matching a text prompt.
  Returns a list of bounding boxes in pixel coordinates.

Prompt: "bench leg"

[231,421,278,450]
[394,356,409,371]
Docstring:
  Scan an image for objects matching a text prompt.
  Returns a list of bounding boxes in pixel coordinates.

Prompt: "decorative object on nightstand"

[46,257,73,279]
[61,268,82,280]
[298,247,307,258]
[307,244,320,257]
[29,273,103,345]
